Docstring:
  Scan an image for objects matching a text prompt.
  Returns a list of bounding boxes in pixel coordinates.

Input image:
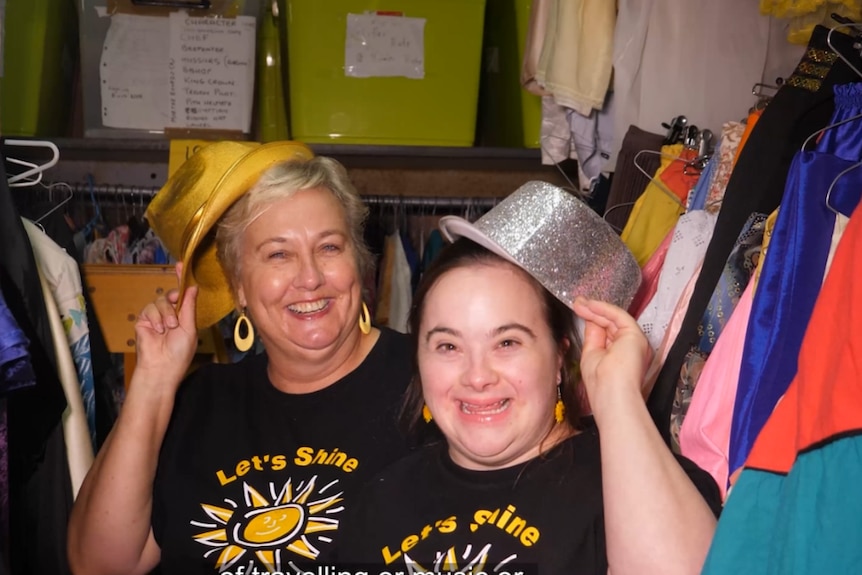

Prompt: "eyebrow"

[423,323,537,343]
[256,230,347,249]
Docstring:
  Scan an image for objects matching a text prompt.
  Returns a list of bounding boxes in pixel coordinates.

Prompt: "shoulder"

[372,327,412,366]
[171,352,267,411]
[354,327,413,394]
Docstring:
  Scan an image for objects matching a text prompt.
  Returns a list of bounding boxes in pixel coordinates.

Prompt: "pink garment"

[644,258,703,395]
[629,227,673,318]
[679,280,755,500]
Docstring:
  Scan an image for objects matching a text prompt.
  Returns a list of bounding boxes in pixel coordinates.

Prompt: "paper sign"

[345,13,425,79]
[98,11,255,132]
[168,139,212,177]
[168,13,256,132]
[100,13,171,130]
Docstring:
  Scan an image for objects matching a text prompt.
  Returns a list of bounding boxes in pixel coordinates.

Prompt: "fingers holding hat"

[132,262,200,386]
[572,296,652,421]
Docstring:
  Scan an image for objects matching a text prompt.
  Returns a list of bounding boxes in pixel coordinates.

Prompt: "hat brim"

[171,141,313,328]
[439,215,523,268]
[438,214,589,338]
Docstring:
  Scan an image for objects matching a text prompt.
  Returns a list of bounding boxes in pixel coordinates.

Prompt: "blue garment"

[0,291,36,394]
[421,229,445,277]
[696,212,767,354]
[815,83,862,161]
[400,231,420,293]
[728,151,862,474]
[686,141,720,212]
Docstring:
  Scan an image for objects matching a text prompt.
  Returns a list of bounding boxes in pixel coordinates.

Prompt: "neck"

[265,328,380,394]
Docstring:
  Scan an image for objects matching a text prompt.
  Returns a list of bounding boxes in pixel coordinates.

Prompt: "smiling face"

[418,260,568,471]
[235,187,363,360]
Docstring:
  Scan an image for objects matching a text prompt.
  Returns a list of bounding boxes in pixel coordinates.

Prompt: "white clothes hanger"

[4,139,60,185]
[5,156,44,187]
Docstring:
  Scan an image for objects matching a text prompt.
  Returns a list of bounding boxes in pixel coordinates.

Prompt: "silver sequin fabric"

[441,181,641,309]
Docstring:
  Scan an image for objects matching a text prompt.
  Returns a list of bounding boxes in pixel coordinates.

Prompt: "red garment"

[746,202,862,474]
[659,148,701,202]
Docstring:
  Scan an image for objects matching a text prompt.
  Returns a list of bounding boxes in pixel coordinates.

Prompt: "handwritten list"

[99,11,255,133]
[168,13,255,132]
[345,13,426,79]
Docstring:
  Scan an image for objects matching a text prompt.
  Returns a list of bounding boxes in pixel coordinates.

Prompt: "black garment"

[152,328,414,574]
[339,427,721,575]
[0,152,72,575]
[604,126,665,233]
[647,26,862,443]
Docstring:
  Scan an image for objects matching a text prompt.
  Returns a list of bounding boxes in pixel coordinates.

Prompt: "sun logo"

[192,475,344,572]
[405,544,519,574]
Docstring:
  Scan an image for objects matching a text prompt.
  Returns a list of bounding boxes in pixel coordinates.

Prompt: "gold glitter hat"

[438,181,641,309]
[146,140,314,329]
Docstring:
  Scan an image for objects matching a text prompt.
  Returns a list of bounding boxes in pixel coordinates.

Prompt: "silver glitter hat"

[438,181,641,309]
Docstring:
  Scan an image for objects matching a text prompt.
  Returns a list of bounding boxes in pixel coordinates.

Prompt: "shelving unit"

[6,137,577,200]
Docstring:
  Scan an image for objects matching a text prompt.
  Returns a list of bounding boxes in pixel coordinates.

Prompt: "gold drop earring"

[234,308,255,352]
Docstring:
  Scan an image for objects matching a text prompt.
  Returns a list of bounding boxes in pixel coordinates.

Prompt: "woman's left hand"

[572,296,652,420]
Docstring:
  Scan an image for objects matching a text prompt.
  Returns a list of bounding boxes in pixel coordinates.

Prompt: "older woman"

[67,142,414,574]
[338,183,721,575]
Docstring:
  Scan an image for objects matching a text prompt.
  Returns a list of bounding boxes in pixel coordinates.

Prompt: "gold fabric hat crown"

[145,140,314,329]
[438,181,641,310]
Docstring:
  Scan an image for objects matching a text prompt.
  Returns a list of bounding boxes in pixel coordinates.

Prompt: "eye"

[434,342,457,353]
[267,250,287,260]
[498,338,521,349]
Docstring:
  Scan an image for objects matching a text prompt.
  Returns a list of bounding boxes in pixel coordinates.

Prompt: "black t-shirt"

[338,426,722,575]
[152,328,413,574]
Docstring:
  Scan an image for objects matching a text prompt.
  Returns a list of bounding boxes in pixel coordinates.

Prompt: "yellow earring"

[358,302,372,335]
[554,386,565,424]
[422,404,433,423]
[234,309,255,352]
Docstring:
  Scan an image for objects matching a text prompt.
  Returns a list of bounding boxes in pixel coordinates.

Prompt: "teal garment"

[421,229,446,277]
[702,435,862,574]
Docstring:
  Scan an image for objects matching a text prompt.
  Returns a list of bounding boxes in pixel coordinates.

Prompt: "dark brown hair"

[401,238,587,439]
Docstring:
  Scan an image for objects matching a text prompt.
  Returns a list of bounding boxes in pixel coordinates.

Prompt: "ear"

[558,337,571,370]
[236,284,247,310]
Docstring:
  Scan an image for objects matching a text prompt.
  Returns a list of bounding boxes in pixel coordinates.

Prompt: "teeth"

[460,399,509,415]
[288,299,328,314]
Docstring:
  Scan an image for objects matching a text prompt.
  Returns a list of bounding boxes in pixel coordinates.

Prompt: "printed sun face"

[192,476,344,572]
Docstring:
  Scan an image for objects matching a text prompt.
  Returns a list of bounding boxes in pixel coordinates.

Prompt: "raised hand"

[132,262,200,392]
[572,296,652,421]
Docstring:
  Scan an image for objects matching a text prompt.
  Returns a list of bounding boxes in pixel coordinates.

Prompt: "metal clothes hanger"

[826,23,862,79]
[799,25,862,151]
[539,133,581,196]
[825,160,862,216]
[631,149,687,209]
[33,182,74,225]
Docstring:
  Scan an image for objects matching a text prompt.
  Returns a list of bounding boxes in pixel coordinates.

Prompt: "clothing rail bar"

[44,181,505,209]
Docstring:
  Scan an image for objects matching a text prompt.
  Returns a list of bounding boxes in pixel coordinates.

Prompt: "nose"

[293,253,324,290]
[461,350,498,391]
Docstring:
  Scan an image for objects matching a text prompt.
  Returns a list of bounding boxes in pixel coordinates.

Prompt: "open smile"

[287,299,330,314]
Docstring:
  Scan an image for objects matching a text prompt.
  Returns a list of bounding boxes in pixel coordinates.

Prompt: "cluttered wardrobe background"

[3,0,862,573]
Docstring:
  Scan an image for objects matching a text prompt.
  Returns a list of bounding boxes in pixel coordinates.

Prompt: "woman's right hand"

[132,262,199,391]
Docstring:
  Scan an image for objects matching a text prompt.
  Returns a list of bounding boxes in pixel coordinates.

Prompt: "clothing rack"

[43,181,505,209]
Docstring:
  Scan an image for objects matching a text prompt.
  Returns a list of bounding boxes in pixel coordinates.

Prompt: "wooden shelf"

[5,137,576,199]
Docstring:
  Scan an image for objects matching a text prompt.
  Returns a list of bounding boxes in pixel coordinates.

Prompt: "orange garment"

[733,109,763,168]
[659,147,701,202]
